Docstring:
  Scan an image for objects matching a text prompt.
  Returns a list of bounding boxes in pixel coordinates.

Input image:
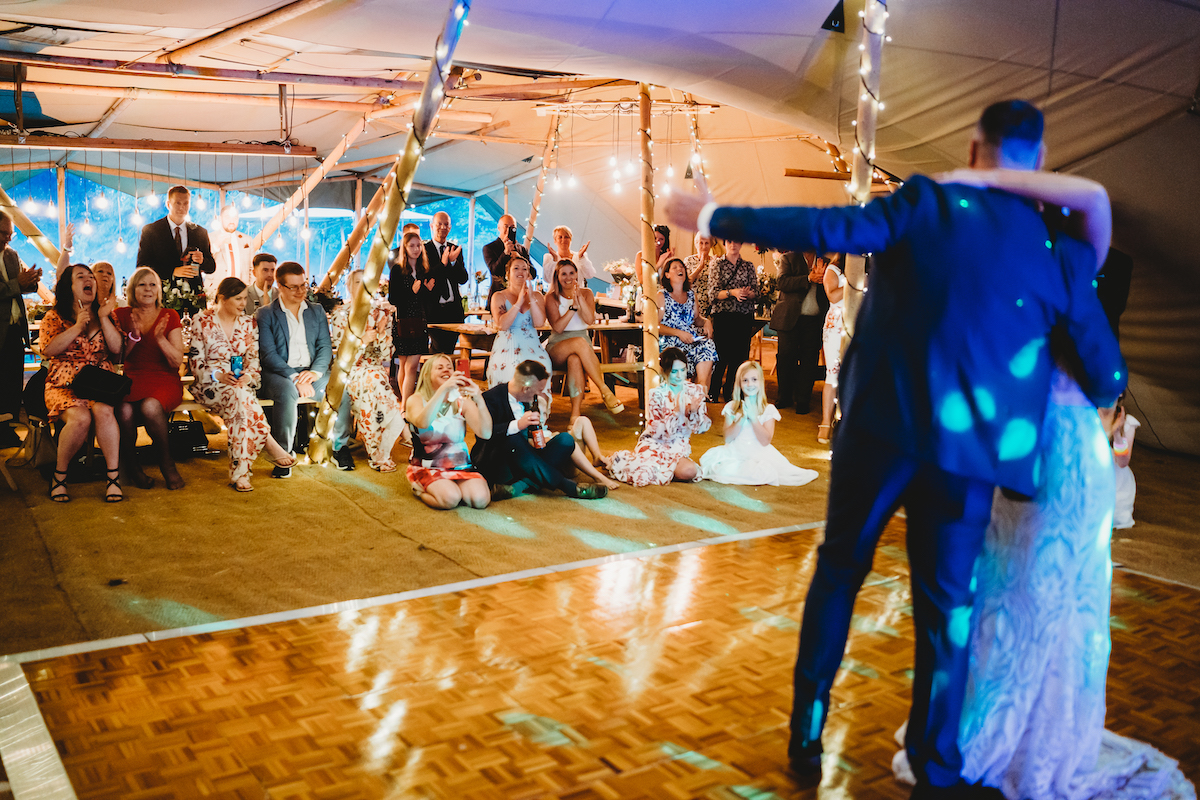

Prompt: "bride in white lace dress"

[894,169,1194,800]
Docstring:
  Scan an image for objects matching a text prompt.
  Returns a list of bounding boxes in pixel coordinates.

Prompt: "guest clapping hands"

[487,257,551,388]
[545,259,624,421]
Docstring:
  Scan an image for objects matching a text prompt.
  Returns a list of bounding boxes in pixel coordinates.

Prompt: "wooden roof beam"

[160,0,342,65]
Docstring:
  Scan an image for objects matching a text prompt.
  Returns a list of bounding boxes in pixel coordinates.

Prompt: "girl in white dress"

[1111,400,1139,529]
[699,361,818,486]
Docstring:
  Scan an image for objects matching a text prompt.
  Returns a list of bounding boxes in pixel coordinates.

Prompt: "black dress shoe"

[574,483,608,500]
[272,465,292,479]
[786,742,822,787]
[333,447,355,471]
[795,403,811,415]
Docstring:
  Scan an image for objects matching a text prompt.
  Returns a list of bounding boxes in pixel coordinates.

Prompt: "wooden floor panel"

[21,522,1200,799]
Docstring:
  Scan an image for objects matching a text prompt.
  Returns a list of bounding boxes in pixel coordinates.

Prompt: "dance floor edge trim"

[0,520,830,800]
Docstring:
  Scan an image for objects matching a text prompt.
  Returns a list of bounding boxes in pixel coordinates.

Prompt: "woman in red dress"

[114,267,185,490]
[42,264,125,502]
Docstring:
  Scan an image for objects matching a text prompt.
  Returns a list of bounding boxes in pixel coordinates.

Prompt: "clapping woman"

[189,278,294,491]
[487,257,551,388]
[387,230,431,409]
[114,267,185,490]
[41,264,125,502]
[541,225,596,282]
[545,258,624,422]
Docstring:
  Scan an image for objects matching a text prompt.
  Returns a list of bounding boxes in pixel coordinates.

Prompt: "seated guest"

[608,347,711,487]
[471,359,609,500]
[329,270,407,471]
[256,261,353,476]
[545,258,624,422]
[482,214,532,306]
[190,278,295,491]
[405,354,492,509]
[387,230,431,409]
[42,264,125,502]
[541,225,596,282]
[114,267,185,490]
[488,257,550,390]
[657,257,716,393]
[244,253,278,316]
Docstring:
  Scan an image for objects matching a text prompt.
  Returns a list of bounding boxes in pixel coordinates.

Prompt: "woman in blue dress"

[657,257,717,395]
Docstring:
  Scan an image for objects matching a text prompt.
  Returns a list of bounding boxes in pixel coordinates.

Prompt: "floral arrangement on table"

[604,259,641,319]
[757,266,778,316]
[162,278,208,316]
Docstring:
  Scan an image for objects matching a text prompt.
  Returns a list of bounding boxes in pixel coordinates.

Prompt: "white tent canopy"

[0,0,1196,453]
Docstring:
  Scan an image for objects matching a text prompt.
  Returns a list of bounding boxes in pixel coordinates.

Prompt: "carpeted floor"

[3,367,1198,660]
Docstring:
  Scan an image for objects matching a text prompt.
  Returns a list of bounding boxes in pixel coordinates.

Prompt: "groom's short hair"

[515,360,549,382]
[977,100,1044,167]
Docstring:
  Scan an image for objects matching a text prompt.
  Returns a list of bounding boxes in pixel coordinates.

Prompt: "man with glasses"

[257,261,355,474]
[0,212,40,447]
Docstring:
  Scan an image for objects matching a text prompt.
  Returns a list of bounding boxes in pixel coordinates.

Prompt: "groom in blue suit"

[665,101,1125,798]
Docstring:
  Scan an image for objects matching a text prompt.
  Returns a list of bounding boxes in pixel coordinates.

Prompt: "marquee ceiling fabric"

[0,0,1196,453]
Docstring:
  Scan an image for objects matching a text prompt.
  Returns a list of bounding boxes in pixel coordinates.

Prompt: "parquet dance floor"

[6,520,1198,799]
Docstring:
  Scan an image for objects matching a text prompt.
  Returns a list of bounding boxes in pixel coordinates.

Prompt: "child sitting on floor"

[699,360,818,486]
[1112,396,1140,529]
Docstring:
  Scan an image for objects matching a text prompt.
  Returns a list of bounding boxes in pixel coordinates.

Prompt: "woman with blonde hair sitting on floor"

[189,277,294,492]
[405,353,492,509]
[544,258,625,422]
[330,269,407,471]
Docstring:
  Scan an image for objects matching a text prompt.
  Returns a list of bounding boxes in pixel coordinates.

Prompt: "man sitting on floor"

[471,359,607,500]
[257,261,355,474]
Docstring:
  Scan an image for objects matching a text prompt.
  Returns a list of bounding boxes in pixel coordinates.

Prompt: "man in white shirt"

[256,261,354,474]
[136,185,215,314]
[244,254,278,316]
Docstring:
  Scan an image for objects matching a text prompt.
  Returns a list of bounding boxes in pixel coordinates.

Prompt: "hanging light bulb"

[23,199,37,214]
[609,154,617,167]
[663,183,672,196]
[300,226,311,241]
[667,164,675,178]
[288,216,299,228]
[94,194,109,210]
[612,168,621,180]
[553,175,562,190]
[568,173,577,188]
[690,151,702,165]
[115,236,127,253]
[613,182,622,194]
[241,194,252,208]
[275,233,284,248]
[131,210,144,225]
[81,218,94,235]
[194,196,207,211]
[146,193,160,207]
[625,160,635,176]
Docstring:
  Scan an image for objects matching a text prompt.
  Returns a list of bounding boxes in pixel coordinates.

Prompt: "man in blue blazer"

[257,261,354,475]
[665,101,1125,798]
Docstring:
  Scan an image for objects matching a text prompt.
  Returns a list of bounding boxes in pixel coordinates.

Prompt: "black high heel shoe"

[104,468,123,503]
[49,469,70,503]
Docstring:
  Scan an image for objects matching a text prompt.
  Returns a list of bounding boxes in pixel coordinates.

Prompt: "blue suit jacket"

[711,175,1125,496]
[255,298,333,379]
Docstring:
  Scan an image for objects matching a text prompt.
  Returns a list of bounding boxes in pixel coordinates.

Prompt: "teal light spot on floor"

[740,606,800,630]
[732,787,785,800]
[327,467,395,498]
[1009,337,1045,378]
[659,742,725,770]
[840,658,880,679]
[948,606,972,648]
[570,529,650,553]
[973,388,996,421]
[702,483,771,513]
[668,509,739,536]
[497,710,586,747]
[903,669,915,683]
[1110,615,1128,631]
[834,755,858,773]
[117,596,223,629]
[586,656,628,676]
[880,545,908,563]
[1113,586,1157,605]
[998,418,1038,461]
[959,199,969,208]
[570,496,647,519]
[938,391,973,433]
[456,508,536,538]
[851,614,900,637]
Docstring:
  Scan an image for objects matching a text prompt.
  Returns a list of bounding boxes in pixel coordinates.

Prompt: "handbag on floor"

[168,410,212,460]
[69,364,132,406]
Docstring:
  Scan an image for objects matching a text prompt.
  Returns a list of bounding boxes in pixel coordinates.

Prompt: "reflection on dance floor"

[20,521,1200,799]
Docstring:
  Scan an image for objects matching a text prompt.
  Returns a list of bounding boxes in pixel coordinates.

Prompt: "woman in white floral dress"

[486,257,551,388]
[329,270,407,471]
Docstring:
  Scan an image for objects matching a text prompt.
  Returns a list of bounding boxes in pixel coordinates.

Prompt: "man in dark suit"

[470,359,607,500]
[665,100,1125,798]
[257,261,355,474]
[772,251,828,413]
[136,185,215,315]
[0,211,40,446]
[481,214,532,307]
[423,211,467,354]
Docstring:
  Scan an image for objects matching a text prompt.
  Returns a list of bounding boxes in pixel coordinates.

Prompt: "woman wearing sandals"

[42,264,125,502]
[188,277,295,491]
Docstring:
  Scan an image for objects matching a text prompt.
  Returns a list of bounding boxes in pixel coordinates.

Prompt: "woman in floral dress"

[42,264,125,502]
[608,347,711,486]
[189,277,294,491]
[487,257,551,388]
[329,270,407,471]
[658,257,716,393]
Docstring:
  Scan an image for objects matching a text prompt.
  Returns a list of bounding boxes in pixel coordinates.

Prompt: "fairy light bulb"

[274,233,284,247]
[666,165,675,178]
[690,151,701,165]
[131,210,144,225]
[609,155,617,167]
[81,219,93,235]
[613,182,622,194]
[45,202,56,217]
[301,226,311,241]
[194,196,207,211]
[568,173,577,188]
[625,160,635,176]
[94,194,109,210]
[115,237,127,253]
[146,193,160,207]
[241,195,252,208]
[613,168,621,180]
[23,199,37,213]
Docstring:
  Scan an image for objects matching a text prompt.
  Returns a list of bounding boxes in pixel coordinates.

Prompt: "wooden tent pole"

[523,115,559,253]
[249,117,366,252]
[844,0,888,335]
[638,82,660,394]
[56,167,67,246]
[307,0,471,465]
[315,173,393,293]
